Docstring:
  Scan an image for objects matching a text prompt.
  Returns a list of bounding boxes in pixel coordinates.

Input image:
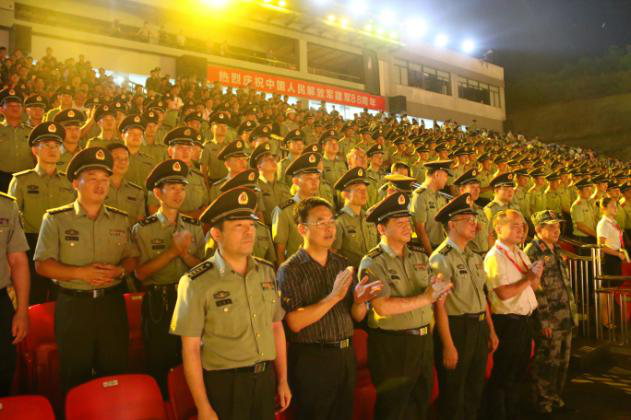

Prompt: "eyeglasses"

[303,219,336,229]
[452,216,478,224]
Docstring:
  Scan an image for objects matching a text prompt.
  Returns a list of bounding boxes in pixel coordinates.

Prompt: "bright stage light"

[327,14,336,22]
[377,27,384,35]
[404,17,427,39]
[313,0,331,6]
[340,18,348,28]
[462,39,476,54]
[434,33,448,48]
[201,0,229,7]
[278,0,286,6]
[350,0,368,16]
[379,9,395,25]
[364,23,372,31]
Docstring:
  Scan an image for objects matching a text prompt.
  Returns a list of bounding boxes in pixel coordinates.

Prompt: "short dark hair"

[294,197,333,224]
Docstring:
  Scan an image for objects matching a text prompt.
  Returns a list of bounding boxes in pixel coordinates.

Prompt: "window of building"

[457,76,501,107]
[392,59,451,95]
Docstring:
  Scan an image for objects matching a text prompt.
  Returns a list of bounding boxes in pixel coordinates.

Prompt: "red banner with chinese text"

[207,65,385,111]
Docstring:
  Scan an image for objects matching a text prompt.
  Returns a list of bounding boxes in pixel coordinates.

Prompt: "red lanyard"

[607,218,624,248]
[498,245,529,274]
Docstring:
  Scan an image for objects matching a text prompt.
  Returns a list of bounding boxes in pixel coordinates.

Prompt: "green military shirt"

[131,211,205,285]
[0,193,29,289]
[528,185,546,215]
[200,139,228,182]
[410,185,449,247]
[318,180,336,206]
[559,186,575,214]
[155,125,171,145]
[322,156,347,187]
[170,252,284,370]
[544,187,563,214]
[365,167,384,208]
[411,162,427,184]
[337,136,359,159]
[8,165,76,234]
[125,151,154,187]
[570,198,598,237]
[358,241,434,330]
[477,169,494,201]
[333,206,379,268]
[140,143,168,166]
[615,202,626,230]
[469,203,490,254]
[271,195,302,259]
[34,201,138,290]
[429,238,487,316]
[56,146,81,172]
[254,221,277,264]
[148,168,209,213]
[484,199,519,230]
[85,136,123,149]
[105,180,146,226]
[258,175,291,226]
[276,156,295,187]
[280,120,299,137]
[512,187,530,220]
[0,122,34,173]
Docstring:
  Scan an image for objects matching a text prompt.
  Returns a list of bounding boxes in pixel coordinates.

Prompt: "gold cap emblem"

[248,172,256,181]
[308,154,316,163]
[264,144,270,151]
[358,169,364,177]
[184,129,191,136]
[68,110,75,117]
[8,89,15,95]
[116,102,121,107]
[398,194,406,205]
[173,161,182,172]
[238,191,249,205]
[149,111,155,117]
[95,149,105,160]
[236,141,242,148]
[472,170,477,176]
[48,124,57,133]
[508,173,513,180]
[295,130,300,135]
[134,116,140,123]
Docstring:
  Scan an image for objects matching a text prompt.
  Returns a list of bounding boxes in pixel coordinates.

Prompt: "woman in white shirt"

[596,197,626,328]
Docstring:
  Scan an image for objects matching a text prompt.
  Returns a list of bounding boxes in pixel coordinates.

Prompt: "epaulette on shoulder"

[47,204,73,215]
[127,181,143,190]
[189,260,214,279]
[407,243,427,254]
[279,199,295,210]
[367,246,383,259]
[414,185,427,194]
[12,169,34,177]
[211,178,224,186]
[181,214,201,225]
[439,244,453,256]
[253,256,274,269]
[59,171,67,177]
[105,205,129,217]
[438,191,453,200]
[191,168,203,177]
[139,215,158,226]
[0,191,16,201]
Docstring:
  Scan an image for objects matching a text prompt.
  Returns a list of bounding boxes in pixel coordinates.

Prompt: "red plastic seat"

[167,365,196,420]
[123,292,146,372]
[0,395,55,420]
[66,374,167,420]
[352,329,376,420]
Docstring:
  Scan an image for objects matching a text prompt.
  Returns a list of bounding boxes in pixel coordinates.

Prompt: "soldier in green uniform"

[8,122,75,303]
[590,175,608,206]
[430,193,499,420]
[251,142,291,226]
[53,109,85,171]
[411,144,430,184]
[250,124,282,157]
[512,169,531,220]
[359,191,450,420]
[453,169,492,254]
[170,186,291,420]
[320,130,347,188]
[208,139,250,203]
[477,153,495,204]
[606,181,627,230]
[235,120,257,152]
[0,89,33,192]
[140,110,168,164]
[272,152,321,264]
[104,143,146,225]
[0,190,29,396]
[148,127,210,219]
[280,107,299,137]
[484,172,520,239]
[132,159,205,396]
[119,115,154,187]
[411,160,452,254]
[528,168,547,216]
[277,129,305,187]
[525,211,578,416]
[85,104,122,149]
[544,172,564,215]
[570,178,598,243]
[43,85,73,122]
[200,111,231,183]
[34,147,139,393]
[332,167,378,268]
[24,94,48,128]
[365,144,385,207]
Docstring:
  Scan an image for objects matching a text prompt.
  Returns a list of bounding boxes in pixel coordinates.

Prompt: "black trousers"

[367,329,434,420]
[0,171,11,193]
[483,314,533,420]
[288,342,356,420]
[25,233,57,305]
[0,289,16,396]
[141,285,181,397]
[434,315,489,420]
[204,364,276,420]
[55,287,129,394]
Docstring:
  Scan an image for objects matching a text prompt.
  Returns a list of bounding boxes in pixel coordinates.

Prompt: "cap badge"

[397,194,406,205]
[173,161,182,172]
[184,129,191,136]
[8,89,14,95]
[149,111,155,117]
[68,110,75,117]
[134,116,140,123]
[238,191,249,205]
[95,149,105,160]
[236,141,242,148]
[48,124,57,133]
[358,169,363,177]
[295,130,300,135]
[264,144,270,150]
[116,102,121,107]
[248,172,256,181]
[308,154,316,163]
[508,174,513,180]
[472,170,477,176]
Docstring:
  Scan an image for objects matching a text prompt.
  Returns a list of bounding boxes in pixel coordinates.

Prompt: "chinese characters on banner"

[207,65,386,111]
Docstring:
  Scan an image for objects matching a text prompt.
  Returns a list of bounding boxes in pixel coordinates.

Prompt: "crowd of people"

[0,46,627,420]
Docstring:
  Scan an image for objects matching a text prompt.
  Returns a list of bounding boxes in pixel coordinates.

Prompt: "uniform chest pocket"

[210,294,247,338]
[466,256,486,289]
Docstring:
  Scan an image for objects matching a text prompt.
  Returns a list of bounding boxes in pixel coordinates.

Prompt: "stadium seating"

[352,328,376,420]
[66,374,168,420]
[0,395,55,420]
[167,365,196,420]
[123,292,146,372]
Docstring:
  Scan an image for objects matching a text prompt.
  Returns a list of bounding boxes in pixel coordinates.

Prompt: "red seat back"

[0,395,55,420]
[123,293,146,372]
[167,365,196,420]
[66,374,167,420]
[19,302,56,390]
[353,329,368,369]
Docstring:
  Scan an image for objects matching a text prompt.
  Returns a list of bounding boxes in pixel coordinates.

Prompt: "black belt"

[493,313,530,320]
[450,311,486,321]
[58,283,123,299]
[147,283,178,292]
[372,325,430,336]
[213,361,270,374]
[292,338,352,349]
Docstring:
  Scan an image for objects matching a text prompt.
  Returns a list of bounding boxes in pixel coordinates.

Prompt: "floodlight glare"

[435,33,448,48]
[341,18,348,28]
[462,39,476,54]
[327,14,336,22]
[404,17,427,39]
[351,0,368,16]
[379,9,395,25]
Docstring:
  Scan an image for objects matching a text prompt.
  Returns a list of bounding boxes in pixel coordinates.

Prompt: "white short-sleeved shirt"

[597,215,623,251]
[484,240,538,316]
